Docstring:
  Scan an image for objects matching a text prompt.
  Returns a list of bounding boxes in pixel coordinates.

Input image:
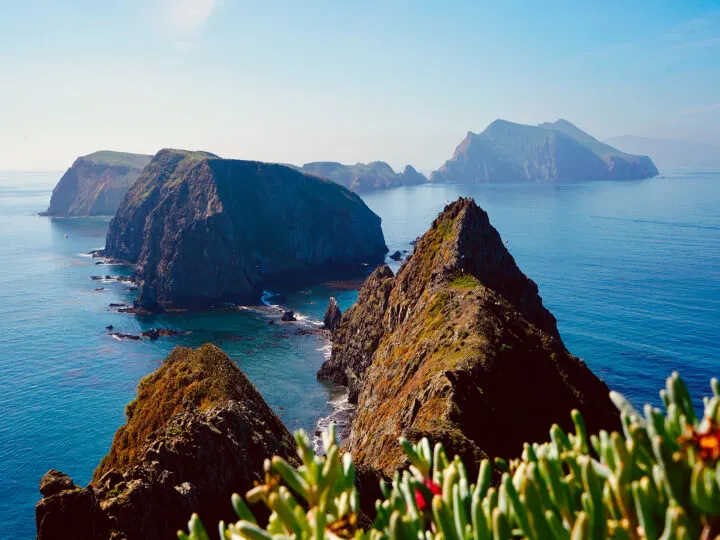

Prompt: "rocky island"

[36,344,295,539]
[103,149,388,311]
[41,151,151,217]
[430,119,658,184]
[320,198,620,476]
[299,161,427,193]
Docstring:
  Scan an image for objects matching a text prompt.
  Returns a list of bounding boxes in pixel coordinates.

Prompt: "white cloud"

[161,0,218,33]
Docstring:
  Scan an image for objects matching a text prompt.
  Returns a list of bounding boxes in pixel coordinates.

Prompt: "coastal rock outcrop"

[430,119,658,184]
[103,149,388,311]
[321,198,620,477]
[299,161,427,193]
[36,344,295,539]
[41,151,151,217]
[322,297,342,333]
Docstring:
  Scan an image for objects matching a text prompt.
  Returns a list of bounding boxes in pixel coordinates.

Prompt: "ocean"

[1,170,718,537]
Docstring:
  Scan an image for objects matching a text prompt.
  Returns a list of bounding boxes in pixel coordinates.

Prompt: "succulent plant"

[179,373,720,539]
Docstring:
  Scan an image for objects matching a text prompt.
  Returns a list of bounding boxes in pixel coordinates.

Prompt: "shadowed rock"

[103,149,388,312]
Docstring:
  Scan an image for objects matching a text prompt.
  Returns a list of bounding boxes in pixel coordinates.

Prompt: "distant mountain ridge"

[298,161,427,193]
[431,119,658,184]
[605,136,720,170]
[41,151,152,217]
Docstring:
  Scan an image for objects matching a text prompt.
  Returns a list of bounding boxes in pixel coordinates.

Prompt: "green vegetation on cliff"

[181,373,720,539]
[94,343,260,479]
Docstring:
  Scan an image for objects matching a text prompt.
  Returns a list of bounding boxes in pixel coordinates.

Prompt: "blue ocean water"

[1,171,719,536]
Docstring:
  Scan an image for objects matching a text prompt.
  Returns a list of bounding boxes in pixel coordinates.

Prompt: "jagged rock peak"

[393,197,560,339]
[36,344,295,540]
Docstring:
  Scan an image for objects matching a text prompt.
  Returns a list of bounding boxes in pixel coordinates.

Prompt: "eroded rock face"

[323,297,342,333]
[41,151,151,217]
[317,265,394,402]
[36,344,295,539]
[324,198,620,477]
[104,150,388,311]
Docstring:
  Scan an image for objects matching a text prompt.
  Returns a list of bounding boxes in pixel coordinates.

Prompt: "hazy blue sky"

[1,0,719,171]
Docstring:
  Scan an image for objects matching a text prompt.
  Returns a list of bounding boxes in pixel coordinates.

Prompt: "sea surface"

[1,170,719,536]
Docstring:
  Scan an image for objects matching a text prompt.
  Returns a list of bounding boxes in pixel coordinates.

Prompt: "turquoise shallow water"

[1,171,719,536]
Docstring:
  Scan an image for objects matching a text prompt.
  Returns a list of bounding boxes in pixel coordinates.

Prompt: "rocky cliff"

[103,149,388,311]
[431,119,658,184]
[36,344,295,539]
[299,161,427,193]
[42,151,151,217]
[321,198,619,477]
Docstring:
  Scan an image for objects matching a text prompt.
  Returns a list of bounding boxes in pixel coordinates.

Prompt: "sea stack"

[323,297,342,333]
[320,198,620,476]
[103,149,388,311]
[41,151,151,217]
[430,119,658,184]
[36,344,296,539]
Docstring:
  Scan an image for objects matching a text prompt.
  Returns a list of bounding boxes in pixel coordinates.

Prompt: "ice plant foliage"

[179,373,720,539]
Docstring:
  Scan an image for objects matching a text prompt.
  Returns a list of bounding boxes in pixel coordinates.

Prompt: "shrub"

[179,373,720,539]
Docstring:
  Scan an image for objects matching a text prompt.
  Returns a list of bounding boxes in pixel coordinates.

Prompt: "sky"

[1,0,719,172]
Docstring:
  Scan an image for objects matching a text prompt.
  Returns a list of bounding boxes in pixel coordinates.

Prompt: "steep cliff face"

[42,151,151,217]
[323,198,619,477]
[299,161,427,193]
[430,119,657,184]
[36,344,295,540]
[104,149,388,311]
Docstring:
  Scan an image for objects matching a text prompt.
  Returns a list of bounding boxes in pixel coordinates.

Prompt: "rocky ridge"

[299,161,427,193]
[103,149,388,311]
[42,151,151,217]
[36,344,295,539]
[320,198,620,477]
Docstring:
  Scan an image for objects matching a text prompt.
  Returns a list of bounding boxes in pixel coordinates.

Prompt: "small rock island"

[41,151,151,217]
[103,149,388,311]
[299,161,427,193]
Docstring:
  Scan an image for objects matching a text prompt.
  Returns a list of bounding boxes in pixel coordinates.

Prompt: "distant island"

[40,151,151,217]
[298,161,427,193]
[431,119,658,184]
[103,149,388,311]
[605,135,720,170]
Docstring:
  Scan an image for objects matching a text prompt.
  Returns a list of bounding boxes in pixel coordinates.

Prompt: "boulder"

[281,311,297,322]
